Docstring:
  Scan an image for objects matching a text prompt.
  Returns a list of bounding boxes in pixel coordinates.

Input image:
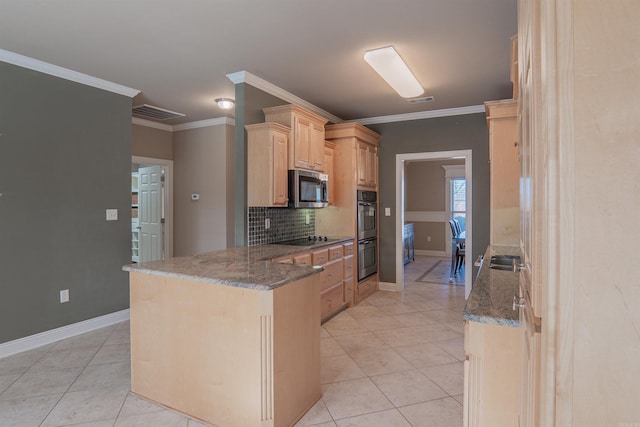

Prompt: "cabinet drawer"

[357,275,377,301]
[321,258,343,291]
[273,255,293,264]
[328,245,343,261]
[311,248,329,266]
[343,242,354,256]
[293,252,312,266]
[321,283,344,316]
[343,255,354,279]
[344,277,354,305]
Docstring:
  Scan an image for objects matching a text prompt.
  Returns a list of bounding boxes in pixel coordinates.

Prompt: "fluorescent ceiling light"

[364,46,424,98]
[215,98,235,110]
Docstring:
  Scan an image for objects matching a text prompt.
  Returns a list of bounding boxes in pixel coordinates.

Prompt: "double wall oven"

[357,190,378,281]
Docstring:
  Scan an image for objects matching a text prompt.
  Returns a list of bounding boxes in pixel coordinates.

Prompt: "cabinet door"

[324,144,335,205]
[273,131,288,205]
[246,123,289,207]
[357,142,368,186]
[310,124,325,171]
[366,145,377,187]
[293,116,312,170]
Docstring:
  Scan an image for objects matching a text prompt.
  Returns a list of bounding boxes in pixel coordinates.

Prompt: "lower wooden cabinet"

[464,320,521,427]
[356,274,377,303]
[273,241,356,322]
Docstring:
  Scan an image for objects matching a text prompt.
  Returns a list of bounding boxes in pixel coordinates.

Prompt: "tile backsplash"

[248,207,316,246]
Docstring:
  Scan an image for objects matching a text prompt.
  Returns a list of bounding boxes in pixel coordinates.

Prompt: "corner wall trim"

[0,309,130,358]
[132,117,173,132]
[353,105,486,125]
[226,70,344,124]
[0,49,140,98]
[173,117,235,131]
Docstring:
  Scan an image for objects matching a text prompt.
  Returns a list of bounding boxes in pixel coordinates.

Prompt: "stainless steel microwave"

[288,170,328,208]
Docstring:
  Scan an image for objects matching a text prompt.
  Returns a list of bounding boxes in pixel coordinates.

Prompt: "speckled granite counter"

[122,237,353,291]
[464,245,521,327]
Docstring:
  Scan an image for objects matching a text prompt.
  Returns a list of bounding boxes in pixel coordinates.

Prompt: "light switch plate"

[106,209,118,221]
[385,207,391,216]
[60,289,69,303]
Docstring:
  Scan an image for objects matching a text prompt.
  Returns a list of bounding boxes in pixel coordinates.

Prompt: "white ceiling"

[0,0,517,125]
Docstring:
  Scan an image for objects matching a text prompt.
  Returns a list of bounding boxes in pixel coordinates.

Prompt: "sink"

[489,255,521,270]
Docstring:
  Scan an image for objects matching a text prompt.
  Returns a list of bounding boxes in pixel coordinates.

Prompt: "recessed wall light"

[364,46,424,98]
[215,98,235,110]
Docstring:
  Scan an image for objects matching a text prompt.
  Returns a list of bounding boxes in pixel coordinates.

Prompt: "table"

[449,230,465,282]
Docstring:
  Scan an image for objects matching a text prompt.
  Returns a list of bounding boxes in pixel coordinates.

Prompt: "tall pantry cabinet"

[517,0,640,425]
[316,122,380,304]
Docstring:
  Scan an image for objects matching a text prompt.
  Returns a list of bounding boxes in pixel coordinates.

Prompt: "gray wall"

[369,113,490,283]
[0,62,132,344]
[233,83,287,247]
[173,124,235,255]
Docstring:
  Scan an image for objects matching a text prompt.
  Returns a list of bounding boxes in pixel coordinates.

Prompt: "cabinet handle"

[512,259,525,274]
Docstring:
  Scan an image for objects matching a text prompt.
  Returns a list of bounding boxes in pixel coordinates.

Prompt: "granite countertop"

[463,245,521,327]
[122,237,353,291]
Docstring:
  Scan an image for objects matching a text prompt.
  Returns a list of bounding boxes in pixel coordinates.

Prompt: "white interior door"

[139,165,163,262]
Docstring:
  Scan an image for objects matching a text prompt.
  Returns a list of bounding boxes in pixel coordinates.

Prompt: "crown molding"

[173,117,235,131]
[0,49,140,98]
[226,71,344,124]
[352,105,486,125]
[132,117,173,131]
[132,116,235,132]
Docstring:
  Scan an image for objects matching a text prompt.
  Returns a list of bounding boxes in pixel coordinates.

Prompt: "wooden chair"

[448,220,465,274]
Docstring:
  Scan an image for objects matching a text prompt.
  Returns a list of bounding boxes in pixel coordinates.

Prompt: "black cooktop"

[275,236,342,246]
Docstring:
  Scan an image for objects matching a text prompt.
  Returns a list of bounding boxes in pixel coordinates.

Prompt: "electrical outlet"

[265,218,270,229]
[305,213,310,225]
[427,236,432,242]
[60,289,69,303]
[385,207,391,216]
[106,209,118,221]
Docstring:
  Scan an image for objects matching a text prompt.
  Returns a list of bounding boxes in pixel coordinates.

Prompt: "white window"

[451,178,466,232]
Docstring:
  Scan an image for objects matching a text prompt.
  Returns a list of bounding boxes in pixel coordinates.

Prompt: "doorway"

[131,156,174,262]
[395,150,472,298]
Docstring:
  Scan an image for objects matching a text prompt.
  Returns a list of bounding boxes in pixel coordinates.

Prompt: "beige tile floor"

[0,256,465,427]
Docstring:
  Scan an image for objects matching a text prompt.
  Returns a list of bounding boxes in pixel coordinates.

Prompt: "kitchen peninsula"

[122,243,334,427]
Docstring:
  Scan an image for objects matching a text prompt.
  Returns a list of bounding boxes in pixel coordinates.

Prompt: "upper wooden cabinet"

[357,141,377,188]
[485,99,519,246]
[245,122,290,207]
[263,104,328,172]
[324,141,336,205]
[324,122,380,193]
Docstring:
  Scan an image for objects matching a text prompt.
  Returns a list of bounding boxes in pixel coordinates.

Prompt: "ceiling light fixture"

[364,46,424,98]
[215,98,235,110]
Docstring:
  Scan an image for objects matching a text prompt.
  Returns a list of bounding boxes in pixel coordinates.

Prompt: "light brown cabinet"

[263,104,328,172]
[342,242,355,305]
[357,140,377,188]
[273,241,354,321]
[324,141,336,205]
[245,122,289,207]
[318,123,380,305]
[484,99,519,246]
[464,320,522,427]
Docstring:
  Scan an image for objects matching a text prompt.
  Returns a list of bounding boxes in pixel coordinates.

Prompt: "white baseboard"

[0,309,130,359]
[378,281,402,292]
[415,250,447,257]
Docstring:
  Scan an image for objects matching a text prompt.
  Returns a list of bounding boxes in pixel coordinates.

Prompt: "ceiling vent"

[132,104,185,121]
[406,96,435,104]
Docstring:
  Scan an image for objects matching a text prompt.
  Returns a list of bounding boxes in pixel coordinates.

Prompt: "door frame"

[132,156,174,259]
[395,150,472,298]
